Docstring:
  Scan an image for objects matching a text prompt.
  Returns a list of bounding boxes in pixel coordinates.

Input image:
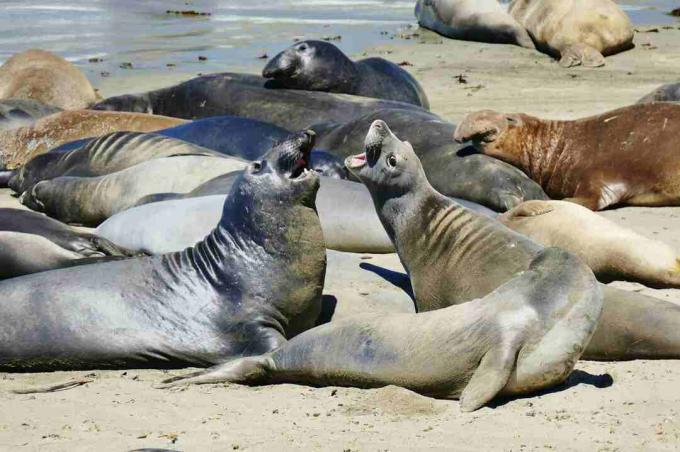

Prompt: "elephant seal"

[161,246,601,412]
[92,72,425,131]
[454,103,680,210]
[638,82,680,104]
[415,0,535,49]
[20,154,248,226]
[0,110,187,168]
[313,108,547,211]
[508,0,634,67]
[0,49,98,110]
[0,99,61,131]
[346,119,680,360]
[262,40,429,109]
[0,130,326,371]
[499,200,680,288]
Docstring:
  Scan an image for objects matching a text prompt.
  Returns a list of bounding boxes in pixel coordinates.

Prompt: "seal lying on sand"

[348,120,680,360]
[415,0,535,49]
[508,0,634,67]
[0,99,61,131]
[263,40,429,108]
[0,131,326,371]
[0,49,98,110]
[638,82,680,104]
[0,110,186,168]
[161,246,602,412]
[500,200,680,288]
[454,104,680,210]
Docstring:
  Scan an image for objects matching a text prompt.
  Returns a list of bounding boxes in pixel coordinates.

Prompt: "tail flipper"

[559,44,605,68]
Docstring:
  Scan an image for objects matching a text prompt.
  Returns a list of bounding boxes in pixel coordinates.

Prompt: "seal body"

[508,0,634,67]
[263,40,429,108]
[415,0,535,49]
[0,99,61,131]
[638,83,680,104]
[454,104,680,210]
[0,49,98,110]
[0,131,326,371]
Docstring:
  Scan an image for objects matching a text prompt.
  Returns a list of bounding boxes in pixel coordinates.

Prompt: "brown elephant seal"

[454,103,680,210]
[0,49,98,109]
[499,200,680,288]
[161,246,601,412]
[347,119,680,360]
[638,82,680,104]
[415,0,535,49]
[508,0,634,67]
[0,110,187,168]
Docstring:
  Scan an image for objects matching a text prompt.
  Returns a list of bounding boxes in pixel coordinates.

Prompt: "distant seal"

[161,246,601,412]
[313,108,547,211]
[415,0,535,49]
[509,0,634,67]
[0,49,99,110]
[346,119,680,360]
[0,99,61,131]
[0,110,187,168]
[638,82,680,104]
[454,103,680,210]
[499,200,680,288]
[0,130,326,371]
[262,40,430,108]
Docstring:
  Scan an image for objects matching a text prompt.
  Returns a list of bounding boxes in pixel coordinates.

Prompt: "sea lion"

[499,200,680,288]
[415,0,535,49]
[0,130,326,371]
[0,110,187,168]
[0,49,98,110]
[313,108,548,211]
[20,155,247,226]
[346,119,680,360]
[0,99,61,131]
[263,40,429,108]
[638,82,680,104]
[454,103,680,210]
[508,0,634,67]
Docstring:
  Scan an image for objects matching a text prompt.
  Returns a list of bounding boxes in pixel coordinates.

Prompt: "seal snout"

[453,110,505,144]
[262,50,296,80]
[364,120,391,164]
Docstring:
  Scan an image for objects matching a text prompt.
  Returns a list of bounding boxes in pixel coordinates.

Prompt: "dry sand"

[2,26,680,451]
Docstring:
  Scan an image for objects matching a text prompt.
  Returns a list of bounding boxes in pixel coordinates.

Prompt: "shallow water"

[0,0,677,84]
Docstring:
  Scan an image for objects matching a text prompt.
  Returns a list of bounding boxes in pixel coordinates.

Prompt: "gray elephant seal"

[415,0,535,48]
[161,246,601,412]
[499,200,680,288]
[0,99,61,131]
[345,119,680,360]
[263,40,429,109]
[638,82,680,104]
[0,130,326,371]
[509,0,634,67]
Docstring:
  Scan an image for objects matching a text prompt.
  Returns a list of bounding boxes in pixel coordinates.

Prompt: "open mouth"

[345,152,367,169]
[286,130,315,180]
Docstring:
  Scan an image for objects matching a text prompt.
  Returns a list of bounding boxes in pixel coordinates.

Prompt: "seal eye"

[386,154,397,168]
[298,44,308,52]
[252,162,262,172]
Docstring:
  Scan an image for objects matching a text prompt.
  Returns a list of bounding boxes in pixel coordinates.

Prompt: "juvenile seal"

[0,49,98,109]
[263,40,429,109]
[454,103,680,210]
[415,0,535,49]
[638,82,680,104]
[500,200,680,288]
[508,0,634,67]
[347,119,680,360]
[0,110,187,168]
[0,99,61,131]
[0,130,326,371]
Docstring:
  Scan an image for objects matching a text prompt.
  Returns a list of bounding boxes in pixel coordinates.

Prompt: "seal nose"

[262,51,292,79]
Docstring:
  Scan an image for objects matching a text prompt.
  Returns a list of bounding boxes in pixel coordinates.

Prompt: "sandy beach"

[1,20,680,452]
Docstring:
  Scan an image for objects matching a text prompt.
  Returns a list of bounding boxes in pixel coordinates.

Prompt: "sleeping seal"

[0,99,61,131]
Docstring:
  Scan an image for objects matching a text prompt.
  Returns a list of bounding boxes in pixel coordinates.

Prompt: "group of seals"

[454,103,680,210]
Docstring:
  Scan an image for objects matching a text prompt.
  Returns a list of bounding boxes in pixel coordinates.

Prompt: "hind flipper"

[156,355,273,389]
[459,345,517,412]
[559,44,605,68]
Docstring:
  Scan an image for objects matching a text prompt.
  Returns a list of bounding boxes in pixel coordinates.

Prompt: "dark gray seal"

[262,40,429,109]
[638,82,680,104]
[0,130,326,371]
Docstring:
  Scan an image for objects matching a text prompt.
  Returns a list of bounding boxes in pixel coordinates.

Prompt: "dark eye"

[252,162,262,172]
[298,44,308,52]
[387,154,397,167]
[506,116,517,125]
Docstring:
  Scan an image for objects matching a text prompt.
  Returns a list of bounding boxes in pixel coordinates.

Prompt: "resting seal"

[454,103,680,210]
[346,119,680,360]
[263,40,429,109]
[0,99,61,131]
[0,49,98,110]
[0,130,325,371]
[508,0,634,67]
[415,0,535,49]
[638,82,680,104]
[500,200,680,288]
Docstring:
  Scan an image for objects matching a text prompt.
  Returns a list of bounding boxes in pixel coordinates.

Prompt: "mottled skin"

[349,120,680,360]
[500,200,680,288]
[638,83,680,104]
[313,108,547,211]
[454,104,680,210]
[263,40,429,109]
[0,99,61,131]
[509,0,634,67]
[0,131,326,371]
[0,49,98,110]
[415,0,535,48]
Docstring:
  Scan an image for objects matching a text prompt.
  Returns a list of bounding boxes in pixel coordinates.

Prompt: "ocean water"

[0,0,677,82]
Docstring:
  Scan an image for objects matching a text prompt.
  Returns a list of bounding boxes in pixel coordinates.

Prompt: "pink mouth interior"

[349,153,367,168]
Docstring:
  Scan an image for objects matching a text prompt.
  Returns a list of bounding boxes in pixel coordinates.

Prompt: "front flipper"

[499,200,554,221]
[459,345,518,412]
[559,44,605,68]
[157,355,274,389]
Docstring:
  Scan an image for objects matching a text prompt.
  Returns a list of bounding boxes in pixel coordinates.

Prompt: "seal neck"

[514,117,569,190]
